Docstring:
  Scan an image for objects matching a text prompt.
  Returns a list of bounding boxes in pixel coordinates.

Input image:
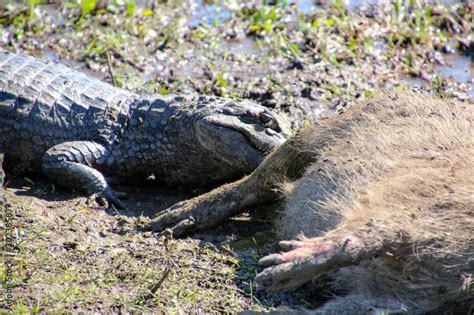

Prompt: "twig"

[106,51,116,87]
[141,264,172,301]
[137,232,174,302]
[109,47,145,72]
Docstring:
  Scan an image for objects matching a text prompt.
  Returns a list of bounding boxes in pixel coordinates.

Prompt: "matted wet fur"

[146,92,473,313]
[263,92,474,313]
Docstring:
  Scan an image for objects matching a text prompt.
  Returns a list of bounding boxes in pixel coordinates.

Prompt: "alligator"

[0,51,292,207]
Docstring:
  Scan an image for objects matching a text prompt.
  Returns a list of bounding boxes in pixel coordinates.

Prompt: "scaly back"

[0,51,137,146]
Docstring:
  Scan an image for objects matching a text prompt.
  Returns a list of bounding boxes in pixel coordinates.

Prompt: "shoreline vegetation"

[0,1,472,125]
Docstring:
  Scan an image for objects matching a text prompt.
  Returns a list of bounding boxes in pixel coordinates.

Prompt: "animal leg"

[42,141,125,209]
[144,177,257,235]
[144,126,316,236]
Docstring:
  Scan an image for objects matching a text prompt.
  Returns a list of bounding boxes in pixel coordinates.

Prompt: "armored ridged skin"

[0,52,292,206]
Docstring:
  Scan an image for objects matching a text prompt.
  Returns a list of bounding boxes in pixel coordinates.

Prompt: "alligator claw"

[158,217,196,238]
[144,200,197,236]
[94,188,128,211]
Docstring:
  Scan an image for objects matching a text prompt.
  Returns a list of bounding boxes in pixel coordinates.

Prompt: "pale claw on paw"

[256,239,341,291]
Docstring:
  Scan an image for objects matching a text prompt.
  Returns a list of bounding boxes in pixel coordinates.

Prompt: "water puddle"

[296,0,464,13]
[436,53,473,85]
[436,53,473,99]
[296,0,314,14]
[296,0,387,13]
[222,37,263,57]
[404,53,473,99]
[187,0,232,28]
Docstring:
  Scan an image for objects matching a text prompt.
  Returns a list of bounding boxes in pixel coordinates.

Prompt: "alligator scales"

[0,51,291,207]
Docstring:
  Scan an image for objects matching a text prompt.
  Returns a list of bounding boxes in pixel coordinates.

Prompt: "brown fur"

[270,92,474,313]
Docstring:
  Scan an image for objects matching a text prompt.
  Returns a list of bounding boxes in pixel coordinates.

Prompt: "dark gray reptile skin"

[0,150,3,188]
[0,51,291,206]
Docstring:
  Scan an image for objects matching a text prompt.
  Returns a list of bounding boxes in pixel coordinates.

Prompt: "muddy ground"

[2,178,303,313]
[0,0,472,313]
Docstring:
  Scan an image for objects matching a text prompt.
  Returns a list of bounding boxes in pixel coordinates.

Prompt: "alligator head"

[155,95,293,186]
[195,98,293,172]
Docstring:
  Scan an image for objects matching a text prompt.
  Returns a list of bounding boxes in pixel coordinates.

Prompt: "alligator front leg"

[42,141,125,209]
[144,176,262,235]
[144,126,316,236]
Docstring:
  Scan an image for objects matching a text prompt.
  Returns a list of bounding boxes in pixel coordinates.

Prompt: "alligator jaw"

[205,114,289,153]
[209,103,293,149]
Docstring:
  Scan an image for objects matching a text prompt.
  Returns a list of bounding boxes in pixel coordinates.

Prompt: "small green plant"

[276,33,301,59]
[330,85,340,95]
[127,0,136,17]
[264,0,288,6]
[364,89,375,98]
[333,0,346,12]
[80,0,96,17]
[142,9,154,16]
[11,302,41,314]
[214,73,231,97]
[328,55,340,66]
[348,36,357,50]
[27,0,43,7]
[246,7,281,35]
[159,85,170,96]
[303,112,313,127]
[433,74,444,96]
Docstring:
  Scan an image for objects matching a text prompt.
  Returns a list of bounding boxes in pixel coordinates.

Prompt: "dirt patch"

[1,177,320,312]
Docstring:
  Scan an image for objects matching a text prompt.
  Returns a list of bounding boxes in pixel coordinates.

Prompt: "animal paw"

[256,238,353,291]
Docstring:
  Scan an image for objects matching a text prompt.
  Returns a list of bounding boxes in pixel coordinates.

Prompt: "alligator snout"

[207,104,292,153]
[194,100,293,176]
[223,105,285,132]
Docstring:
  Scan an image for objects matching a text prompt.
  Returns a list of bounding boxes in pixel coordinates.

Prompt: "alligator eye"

[260,111,280,131]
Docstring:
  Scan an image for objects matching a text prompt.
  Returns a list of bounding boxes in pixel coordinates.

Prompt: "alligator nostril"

[245,109,260,119]
[265,128,277,136]
[261,112,273,124]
